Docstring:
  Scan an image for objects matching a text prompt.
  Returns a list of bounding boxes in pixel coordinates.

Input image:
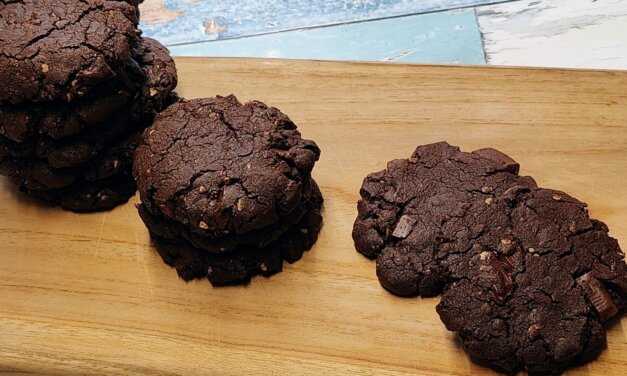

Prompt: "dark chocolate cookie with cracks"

[0,37,176,143]
[352,142,627,375]
[0,38,178,168]
[0,0,140,103]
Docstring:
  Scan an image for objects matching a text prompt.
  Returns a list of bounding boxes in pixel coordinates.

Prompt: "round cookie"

[134,95,320,241]
[151,184,323,285]
[0,0,140,103]
[353,142,627,374]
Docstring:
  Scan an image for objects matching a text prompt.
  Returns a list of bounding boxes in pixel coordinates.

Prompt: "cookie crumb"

[237,198,245,211]
[553,194,562,201]
[149,88,158,97]
[41,64,49,73]
[485,197,493,205]
[199,186,207,193]
[199,221,208,229]
[260,263,268,272]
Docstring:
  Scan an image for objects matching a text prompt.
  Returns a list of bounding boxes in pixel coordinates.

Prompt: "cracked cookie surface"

[134,95,321,245]
[0,38,177,171]
[353,141,627,375]
[0,0,141,103]
[0,37,177,143]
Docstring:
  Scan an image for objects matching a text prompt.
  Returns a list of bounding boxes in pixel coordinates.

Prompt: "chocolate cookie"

[0,112,140,168]
[134,95,320,240]
[0,80,133,143]
[0,37,177,144]
[150,184,323,285]
[0,39,178,168]
[138,178,316,254]
[0,131,141,191]
[353,142,627,374]
[23,169,137,212]
[0,0,141,104]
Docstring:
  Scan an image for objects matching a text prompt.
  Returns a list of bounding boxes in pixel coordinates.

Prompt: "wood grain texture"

[1,58,627,375]
[477,0,627,70]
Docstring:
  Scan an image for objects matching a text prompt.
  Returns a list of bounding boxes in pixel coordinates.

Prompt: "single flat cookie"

[134,95,320,240]
[353,142,627,374]
[151,184,323,285]
[0,0,140,103]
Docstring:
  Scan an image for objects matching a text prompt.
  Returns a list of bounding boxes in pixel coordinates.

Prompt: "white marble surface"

[477,0,627,70]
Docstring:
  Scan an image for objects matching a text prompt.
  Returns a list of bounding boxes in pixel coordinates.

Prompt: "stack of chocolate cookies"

[0,0,177,211]
[134,95,324,285]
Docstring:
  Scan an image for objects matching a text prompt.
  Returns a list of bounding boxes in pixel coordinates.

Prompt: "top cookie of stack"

[0,0,178,211]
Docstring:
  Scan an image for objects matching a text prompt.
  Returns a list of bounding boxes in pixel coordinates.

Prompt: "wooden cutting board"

[1,58,626,375]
